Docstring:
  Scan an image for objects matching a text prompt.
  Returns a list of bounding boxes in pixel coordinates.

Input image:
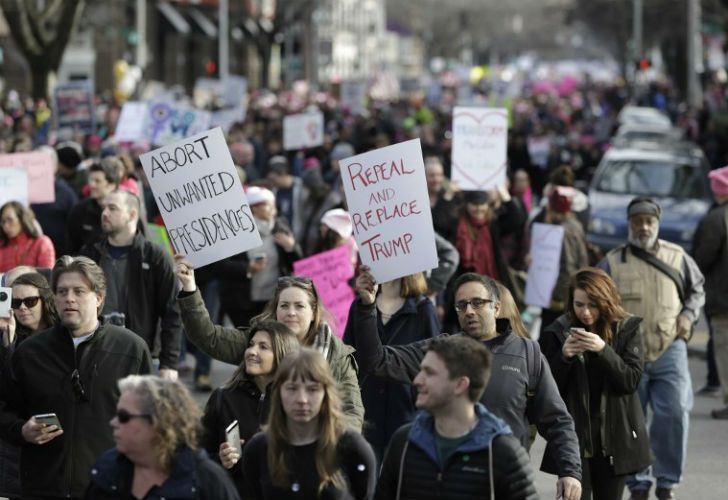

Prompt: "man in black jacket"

[352,270,582,500]
[0,256,152,499]
[80,189,182,379]
[376,335,538,500]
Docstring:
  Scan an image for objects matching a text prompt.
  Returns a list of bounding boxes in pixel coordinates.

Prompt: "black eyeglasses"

[11,296,41,309]
[71,369,88,402]
[454,298,494,312]
[115,408,152,424]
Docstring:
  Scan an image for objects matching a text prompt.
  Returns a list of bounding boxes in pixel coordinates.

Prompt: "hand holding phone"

[22,413,64,445]
[220,420,243,469]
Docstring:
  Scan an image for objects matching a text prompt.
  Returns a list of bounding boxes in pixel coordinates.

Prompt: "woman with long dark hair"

[0,202,55,272]
[538,267,651,500]
[242,348,376,500]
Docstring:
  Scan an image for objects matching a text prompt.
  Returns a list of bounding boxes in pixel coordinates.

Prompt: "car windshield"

[596,160,705,198]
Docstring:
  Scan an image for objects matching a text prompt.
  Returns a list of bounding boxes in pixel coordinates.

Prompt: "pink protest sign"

[0,151,55,203]
[293,245,356,338]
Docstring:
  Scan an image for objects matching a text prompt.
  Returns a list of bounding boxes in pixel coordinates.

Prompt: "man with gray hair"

[599,196,705,500]
[0,256,152,499]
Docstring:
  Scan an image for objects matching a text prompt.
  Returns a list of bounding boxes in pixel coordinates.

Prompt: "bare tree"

[0,0,85,99]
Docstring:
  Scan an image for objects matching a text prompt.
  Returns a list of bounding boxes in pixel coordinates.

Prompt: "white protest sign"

[451,107,508,191]
[144,101,212,146]
[223,76,248,107]
[524,223,565,308]
[114,101,148,142]
[283,111,324,150]
[211,106,247,133]
[0,168,28,207]
[0,151,55,203]
[139,127,261,268]
[340,80,367,115]
[340,139,438,282]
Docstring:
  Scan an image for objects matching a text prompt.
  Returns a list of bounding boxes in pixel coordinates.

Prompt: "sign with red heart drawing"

[451,107,508,191]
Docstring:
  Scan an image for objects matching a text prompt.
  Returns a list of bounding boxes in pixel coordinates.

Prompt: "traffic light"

[636,58,651,71]
[205,59,217,75]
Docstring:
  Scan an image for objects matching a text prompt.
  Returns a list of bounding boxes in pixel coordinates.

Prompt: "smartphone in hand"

[34,413,62,431]
[225,420,242,456]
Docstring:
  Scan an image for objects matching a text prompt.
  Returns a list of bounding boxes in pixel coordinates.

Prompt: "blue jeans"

[627,340,693,491]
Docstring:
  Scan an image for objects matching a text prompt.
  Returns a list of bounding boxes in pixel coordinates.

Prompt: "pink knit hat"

[709,166,728,197]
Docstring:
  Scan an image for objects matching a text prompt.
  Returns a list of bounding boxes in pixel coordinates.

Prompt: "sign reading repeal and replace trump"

[340,139,438,283]
[293,245,356,338]
[451,106,508,191]
[139,127,261,268]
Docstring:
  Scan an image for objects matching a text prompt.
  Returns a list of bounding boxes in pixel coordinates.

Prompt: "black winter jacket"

[539,315,652,475]
[0,321,152,498]
[80,233,182,369]
[85,446,240,499]
[375,404,538,500]
[692,201,728,317]
[351,301,581,480]
[67,197,103,254]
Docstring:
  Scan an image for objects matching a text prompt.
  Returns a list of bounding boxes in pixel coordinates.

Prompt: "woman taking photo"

[343,271,439,461]
[538,267,651,500]
[85,375,239,499]
[201,320,300,495]
[0,202,55,272]
[175,256,364,431]
[242,348,376,500]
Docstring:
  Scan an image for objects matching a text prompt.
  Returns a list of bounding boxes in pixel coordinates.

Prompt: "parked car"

[617,105,672,128]
[613,124,683,143]
[587,140,712,252]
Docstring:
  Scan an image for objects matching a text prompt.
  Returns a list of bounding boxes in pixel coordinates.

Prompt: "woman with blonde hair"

[343,271,439,461]
[85,375,239,498]
[538,267,650,500]
[242,348,376,500]
[495,281,529,338]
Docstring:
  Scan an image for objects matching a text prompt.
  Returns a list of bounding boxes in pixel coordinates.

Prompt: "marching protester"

[85,375,240,499]
[175,256,365,430]
[343,271,440,461]
[0,256,152,498]
[201,320,300,496]
[0,201,56,272]
[241,348,376,500]
[375,336,538,500]
[539,267,651,500]
[599,197,705,500]
[350,268,582,500]
[692,165,728,419]
[80,189,182,379]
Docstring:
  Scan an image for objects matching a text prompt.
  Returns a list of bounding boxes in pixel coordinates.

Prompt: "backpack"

[522,336,542,409]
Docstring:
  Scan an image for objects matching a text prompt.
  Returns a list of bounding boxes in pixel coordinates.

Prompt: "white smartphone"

[0,286,12,318]
[34,413,62,430]
[225,420,242,456]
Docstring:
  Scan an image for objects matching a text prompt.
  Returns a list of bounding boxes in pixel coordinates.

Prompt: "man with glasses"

[350,269,582,500]
[0,256,152,499]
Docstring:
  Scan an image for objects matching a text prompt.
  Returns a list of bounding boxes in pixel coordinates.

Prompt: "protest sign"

[53,81,95,133]
[524,223,565,308]
[211,106,247,133]
[283,111,324,150]
[451,107,508,191]
[0,151,55,203]
[139,127,261,268]
[340,139,438,283]
[147,223,174,256]
[144,101,212,146]
[293,245,356,338]
[340,80,367,115]
[114,101,149,142]
[0,168,28,207]
[222,76,248,107]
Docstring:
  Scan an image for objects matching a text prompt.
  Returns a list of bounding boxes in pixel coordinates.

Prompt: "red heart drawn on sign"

[452,109,508,189]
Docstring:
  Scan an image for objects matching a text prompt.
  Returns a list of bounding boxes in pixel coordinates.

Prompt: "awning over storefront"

[157,1,191,35]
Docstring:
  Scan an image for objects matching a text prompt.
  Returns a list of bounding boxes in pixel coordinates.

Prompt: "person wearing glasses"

[201,320,300,496]
[175,258,364,431]
[351,269,583,500]
[0,256,152,499]
[85,375,240,499]
[242,348,376,500]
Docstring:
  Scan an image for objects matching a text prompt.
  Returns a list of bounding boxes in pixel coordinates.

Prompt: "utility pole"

[687,0,703,108]
[136,0,147,70]
[219,0,229,81]
[632,0,642,59]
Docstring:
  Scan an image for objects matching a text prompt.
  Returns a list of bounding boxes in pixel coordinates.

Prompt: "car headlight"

[589,218,617,235]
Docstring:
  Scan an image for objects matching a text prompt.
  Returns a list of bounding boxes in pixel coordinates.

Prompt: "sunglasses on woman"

[11,296,41,309]
[115,408,152,424]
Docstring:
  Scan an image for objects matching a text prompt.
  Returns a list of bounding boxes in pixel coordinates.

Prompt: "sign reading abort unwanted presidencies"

[139,127,261,268]
[340,138,438,283]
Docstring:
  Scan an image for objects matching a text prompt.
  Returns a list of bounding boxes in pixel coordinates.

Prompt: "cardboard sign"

[53,81,95,133]
[139,127,262,268]
[115,101,149,142]
[340,139,437,282]
[293,245,356,338]
[144,101,212,146]
[451,107,508,191]
[0,168,28,207]
[524,223,565,308]
[0,151,55,203]
[283,112,324,150]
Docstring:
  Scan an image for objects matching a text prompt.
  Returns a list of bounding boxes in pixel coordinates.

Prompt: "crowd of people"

[0,75,725,500]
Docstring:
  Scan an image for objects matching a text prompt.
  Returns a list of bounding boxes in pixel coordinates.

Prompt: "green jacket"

[178,290,364,431]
